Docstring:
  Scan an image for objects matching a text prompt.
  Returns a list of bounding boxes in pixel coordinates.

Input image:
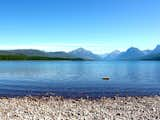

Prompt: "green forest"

[0,55,84,61]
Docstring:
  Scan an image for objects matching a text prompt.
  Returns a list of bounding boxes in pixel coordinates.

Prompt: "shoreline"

[0,96,159,120]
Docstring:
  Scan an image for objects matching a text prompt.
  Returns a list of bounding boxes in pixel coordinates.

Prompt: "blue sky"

[0,0,160,53]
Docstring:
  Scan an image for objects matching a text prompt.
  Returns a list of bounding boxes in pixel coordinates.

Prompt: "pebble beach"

[0,96,160,120]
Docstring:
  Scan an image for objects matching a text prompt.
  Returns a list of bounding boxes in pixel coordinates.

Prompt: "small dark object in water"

[102,77,110,80]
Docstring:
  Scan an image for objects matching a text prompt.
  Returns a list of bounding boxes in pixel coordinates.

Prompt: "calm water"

[0,61,160,98]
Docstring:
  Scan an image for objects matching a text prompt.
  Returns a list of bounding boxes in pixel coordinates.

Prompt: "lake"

[0,61,160,98]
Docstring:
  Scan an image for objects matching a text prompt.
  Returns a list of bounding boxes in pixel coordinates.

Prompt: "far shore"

[0,96,159,120]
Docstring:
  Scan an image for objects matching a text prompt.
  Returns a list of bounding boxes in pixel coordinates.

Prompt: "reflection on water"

[0,61,160,98]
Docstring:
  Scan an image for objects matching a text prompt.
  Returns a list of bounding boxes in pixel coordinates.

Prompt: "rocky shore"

[0,96,160,120]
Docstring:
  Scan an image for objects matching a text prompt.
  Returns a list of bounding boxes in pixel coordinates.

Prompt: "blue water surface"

[0,61,160,98]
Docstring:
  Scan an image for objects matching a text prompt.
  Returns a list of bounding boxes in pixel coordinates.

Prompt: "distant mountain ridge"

[0,44,159,60]
[104,50,120,60]
[0,49,79,60]
[151,45,160,54]
[140,45,160,60]
[143,50,152,55]
[69,48,101,60]
[117,47,145,60]
[102,45,160,60]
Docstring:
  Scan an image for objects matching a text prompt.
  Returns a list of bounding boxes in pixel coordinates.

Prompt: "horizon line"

[0,44,159,55]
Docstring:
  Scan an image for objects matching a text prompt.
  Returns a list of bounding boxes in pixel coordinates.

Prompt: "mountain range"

[69,48,101,60]
[0,45,160,60]
[103,45,160,60]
